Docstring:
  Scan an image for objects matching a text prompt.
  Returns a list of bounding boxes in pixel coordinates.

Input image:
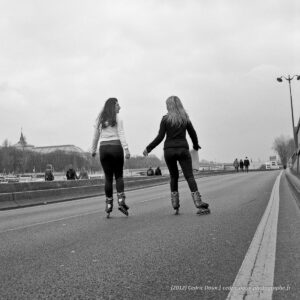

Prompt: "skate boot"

[191,191,210,215]
[117,192,129,216]
[105,197,113,218]
[171,192,180,215]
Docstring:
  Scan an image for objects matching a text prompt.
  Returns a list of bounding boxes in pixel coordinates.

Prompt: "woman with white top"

[92,98,130,218]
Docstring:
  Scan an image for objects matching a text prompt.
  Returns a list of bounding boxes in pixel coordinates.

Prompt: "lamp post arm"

[290,75,300,81]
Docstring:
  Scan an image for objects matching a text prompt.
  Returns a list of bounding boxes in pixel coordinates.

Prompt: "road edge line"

[226,171,282,299]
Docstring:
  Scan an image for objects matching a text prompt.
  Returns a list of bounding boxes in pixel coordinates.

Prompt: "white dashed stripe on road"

[0,210,102,234]
[226,171,282,300]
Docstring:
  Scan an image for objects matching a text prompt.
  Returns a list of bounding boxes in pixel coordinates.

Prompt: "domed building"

[13,131,85,155]
[34,145,85,154]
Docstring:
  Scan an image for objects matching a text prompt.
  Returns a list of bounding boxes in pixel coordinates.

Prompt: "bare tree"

[273,135,295,167]
[2,139,10,147]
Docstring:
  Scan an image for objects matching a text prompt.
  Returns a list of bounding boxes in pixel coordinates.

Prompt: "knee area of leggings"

[185,175,195,181]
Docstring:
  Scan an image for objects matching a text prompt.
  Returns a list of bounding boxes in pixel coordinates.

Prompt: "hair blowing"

[165,96,190,126]
[96,98,118,129]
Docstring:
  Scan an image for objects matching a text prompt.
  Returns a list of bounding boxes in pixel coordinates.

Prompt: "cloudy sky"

[0,0,299,163]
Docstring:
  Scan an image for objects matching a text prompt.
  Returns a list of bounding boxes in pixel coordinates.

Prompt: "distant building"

[265,156,280,170]
[13,131,35,151]
[12,131,85,155]
[33,145,85,154]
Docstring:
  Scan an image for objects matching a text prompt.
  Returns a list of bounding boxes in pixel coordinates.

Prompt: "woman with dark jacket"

[143,96,210,215]
[92,98,130,218]
[239,159,244,172]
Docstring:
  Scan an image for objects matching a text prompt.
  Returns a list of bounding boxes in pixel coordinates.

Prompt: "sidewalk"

[285,168,300,202]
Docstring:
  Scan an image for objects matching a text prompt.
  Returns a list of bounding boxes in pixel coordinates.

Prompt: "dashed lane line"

[0,190,166,234]
[0,210,102,234]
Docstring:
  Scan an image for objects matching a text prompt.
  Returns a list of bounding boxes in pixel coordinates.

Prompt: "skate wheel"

[118,207,129,216]
[106,213,110,218]
[174,209,179,215]
[197,208,211,215]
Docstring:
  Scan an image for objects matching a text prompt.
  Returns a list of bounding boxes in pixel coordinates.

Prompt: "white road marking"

[226,171,282,300]
[0,190,166,233]
[0,210,102,234]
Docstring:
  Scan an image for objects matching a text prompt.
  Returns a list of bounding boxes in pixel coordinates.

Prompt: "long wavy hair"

[96,98,118,129]
[165,96,190,126]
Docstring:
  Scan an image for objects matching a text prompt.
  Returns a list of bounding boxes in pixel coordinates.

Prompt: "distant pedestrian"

[143,95,210,215]
[45,164,54,181]
[91,98,131,217]
[147,167,154,176]
[66,164,78,180]
[79,167,89,179]
[239,159,244,172]
[233,158,239,172]
[244,157,250,173]
[155,166,162,176]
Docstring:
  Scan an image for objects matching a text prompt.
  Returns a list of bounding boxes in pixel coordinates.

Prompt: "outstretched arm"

[187,121,201,150]
[145,117,166,154]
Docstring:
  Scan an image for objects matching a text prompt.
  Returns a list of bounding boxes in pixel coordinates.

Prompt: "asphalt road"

[0,171,299,299]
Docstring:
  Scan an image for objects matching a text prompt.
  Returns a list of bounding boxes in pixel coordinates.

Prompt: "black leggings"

[100,144,124,198]
[164,148,198,193]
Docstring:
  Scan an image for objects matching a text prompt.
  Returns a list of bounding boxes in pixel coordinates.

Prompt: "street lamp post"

[277,75,300,172]
[277,75,300,146]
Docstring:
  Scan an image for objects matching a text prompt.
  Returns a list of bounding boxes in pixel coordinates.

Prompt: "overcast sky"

[0,0,299,162]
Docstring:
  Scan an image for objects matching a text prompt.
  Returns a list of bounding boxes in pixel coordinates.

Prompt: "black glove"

[193,145,201,150]
[92,152,96,157]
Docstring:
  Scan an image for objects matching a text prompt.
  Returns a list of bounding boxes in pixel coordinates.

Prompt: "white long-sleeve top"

[91,114,129,153]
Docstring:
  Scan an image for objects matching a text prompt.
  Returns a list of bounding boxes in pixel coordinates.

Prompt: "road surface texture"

[0,171,299,299]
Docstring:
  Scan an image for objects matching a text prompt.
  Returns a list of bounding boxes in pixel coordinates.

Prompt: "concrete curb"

[284,169,300,206]
[0,176,172,210]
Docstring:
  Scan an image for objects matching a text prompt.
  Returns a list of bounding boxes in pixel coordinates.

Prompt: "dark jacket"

[66,168,78,180]
[146,115,200,153]
[147,168,154,176]
[155,167,162,175]
[244,159,250,167]
[239,160,244,168]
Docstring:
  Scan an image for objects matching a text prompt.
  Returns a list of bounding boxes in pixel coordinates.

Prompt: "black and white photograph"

[0,0,299,299]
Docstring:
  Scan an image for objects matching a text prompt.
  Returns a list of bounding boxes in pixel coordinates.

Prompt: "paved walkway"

[285,169,300,205]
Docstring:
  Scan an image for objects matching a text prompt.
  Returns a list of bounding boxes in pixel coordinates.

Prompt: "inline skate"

[105,197,113,218]
[117,192,129,216]
[171,191,180,215]
[191,191,210,215]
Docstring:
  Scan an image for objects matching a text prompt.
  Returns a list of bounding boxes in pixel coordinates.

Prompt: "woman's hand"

[193,145,201,151]
[143,149,148,157]
[125,149,130,159]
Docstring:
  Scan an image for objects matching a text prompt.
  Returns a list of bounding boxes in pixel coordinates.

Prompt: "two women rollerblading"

[92,96,210,218]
